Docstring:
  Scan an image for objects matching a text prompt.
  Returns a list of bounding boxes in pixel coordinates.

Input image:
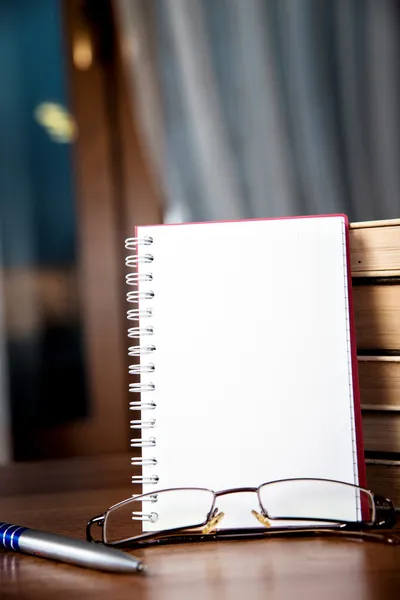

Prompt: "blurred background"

[0,0,399,462]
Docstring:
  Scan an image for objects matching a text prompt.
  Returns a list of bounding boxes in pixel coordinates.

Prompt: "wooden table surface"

[0,454,399,599]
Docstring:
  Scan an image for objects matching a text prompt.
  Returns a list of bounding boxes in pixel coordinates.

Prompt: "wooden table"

[0,455,399,599]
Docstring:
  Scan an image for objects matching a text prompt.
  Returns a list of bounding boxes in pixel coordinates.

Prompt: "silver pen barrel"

[16,528,145,573]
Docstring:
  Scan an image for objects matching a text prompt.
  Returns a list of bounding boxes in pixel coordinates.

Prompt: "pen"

[0,522,146,574]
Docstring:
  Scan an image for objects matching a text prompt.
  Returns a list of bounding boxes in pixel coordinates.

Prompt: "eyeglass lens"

[258,479,374,524]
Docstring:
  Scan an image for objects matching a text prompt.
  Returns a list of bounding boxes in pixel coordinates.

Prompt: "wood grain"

[0,453,132,497]
[1,457,400,599]
[366,461,400,506]
[363,413,400,453]
[353,284,400,350]
[358,357,400,410]
[350,222,400,277]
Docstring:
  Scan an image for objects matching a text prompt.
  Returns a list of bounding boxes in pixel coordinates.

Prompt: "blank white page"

[134,216,361,530]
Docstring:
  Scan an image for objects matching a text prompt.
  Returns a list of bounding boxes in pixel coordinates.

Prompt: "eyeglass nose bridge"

[210,486,263,515]
[214,486,259,499]
[205,486,269,530]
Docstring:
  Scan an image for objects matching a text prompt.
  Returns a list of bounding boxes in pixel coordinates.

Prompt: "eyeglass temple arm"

[86,515,105,543]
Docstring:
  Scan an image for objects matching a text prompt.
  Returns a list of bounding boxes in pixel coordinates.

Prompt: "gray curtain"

[117,0,400,223]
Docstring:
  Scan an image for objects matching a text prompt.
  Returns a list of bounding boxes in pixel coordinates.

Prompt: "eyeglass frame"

[86,477,398,548]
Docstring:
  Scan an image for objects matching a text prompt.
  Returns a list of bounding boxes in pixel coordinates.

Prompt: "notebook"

[125,215,366,531]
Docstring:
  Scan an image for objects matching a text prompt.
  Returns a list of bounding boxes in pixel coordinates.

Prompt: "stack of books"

[350,219,400,505]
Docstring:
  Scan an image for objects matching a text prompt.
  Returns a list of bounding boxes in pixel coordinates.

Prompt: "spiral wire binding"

[130,437,156,448]
[125,236,158,490]
[130,492,159,522]
[131,457,157,466]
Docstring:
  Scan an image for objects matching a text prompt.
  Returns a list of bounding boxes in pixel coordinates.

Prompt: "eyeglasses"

[86,478,399,548]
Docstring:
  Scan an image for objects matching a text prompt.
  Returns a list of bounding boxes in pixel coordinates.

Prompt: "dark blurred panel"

[0,0,87,460]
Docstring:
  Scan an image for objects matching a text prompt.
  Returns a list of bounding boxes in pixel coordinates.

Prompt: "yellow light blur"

[73,32,93,71]
[34,102,77,144]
